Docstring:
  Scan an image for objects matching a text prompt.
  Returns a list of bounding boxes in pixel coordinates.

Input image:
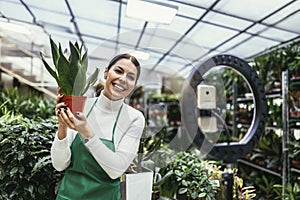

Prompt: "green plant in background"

[253,44,300,91]
[273,182,300,200]
[0,113,62,200]
[249,129,282,169]
[233,175,256,200]
[288,138,300,164]
[154,151,220,200]
[153,150,257,200]
[0,88,56,119]
[40,37,99,96]
[0,88,62,199]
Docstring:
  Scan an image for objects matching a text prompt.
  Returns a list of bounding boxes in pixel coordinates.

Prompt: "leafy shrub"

[0,113,62,200]
[0,88,55,119]
[155,151,220,199]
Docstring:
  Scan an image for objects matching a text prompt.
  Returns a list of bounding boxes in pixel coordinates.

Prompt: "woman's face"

[102,58,138,100]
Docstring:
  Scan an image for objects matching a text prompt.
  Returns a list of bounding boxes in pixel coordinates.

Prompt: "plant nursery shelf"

[237,158,282,178]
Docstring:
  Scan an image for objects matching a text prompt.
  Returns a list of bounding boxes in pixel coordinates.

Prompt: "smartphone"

[197,84,217,133]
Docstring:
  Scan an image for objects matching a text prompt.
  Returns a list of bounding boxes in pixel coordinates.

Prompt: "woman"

[51,53,145,200]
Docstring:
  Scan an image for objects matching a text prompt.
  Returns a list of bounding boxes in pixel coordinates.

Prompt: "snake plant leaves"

[50,37,59,70]
[69,41,81,90]
[57,44,72,95]
[82,68,100,95]
[40,52,59,84]
[40,37,99,96]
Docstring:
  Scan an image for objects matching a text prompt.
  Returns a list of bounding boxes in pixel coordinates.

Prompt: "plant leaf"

[81,68,99,95]
[82,50,88,73]
[49,37,60,69]
[69,41,81,88]
[153,170,174,186]
[57,44,72,95]
[40,53,59,83]
[178,187,187,194]
[73,66,86,96]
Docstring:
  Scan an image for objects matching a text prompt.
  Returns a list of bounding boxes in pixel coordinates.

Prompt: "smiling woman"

[50,53,145,200]
[103,54,141,100]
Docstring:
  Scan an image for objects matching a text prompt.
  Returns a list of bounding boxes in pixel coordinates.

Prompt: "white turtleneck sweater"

[50,93,145,179]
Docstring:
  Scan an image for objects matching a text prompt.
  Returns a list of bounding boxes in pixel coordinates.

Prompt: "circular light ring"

[181,54,267,163]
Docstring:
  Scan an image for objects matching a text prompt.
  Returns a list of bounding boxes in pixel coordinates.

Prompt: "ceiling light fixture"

[126,0,178,24]
[120,47,150,60]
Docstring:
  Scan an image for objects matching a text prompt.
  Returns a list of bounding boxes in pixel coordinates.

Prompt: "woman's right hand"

[55,93,67,125]
[55,92,69,139]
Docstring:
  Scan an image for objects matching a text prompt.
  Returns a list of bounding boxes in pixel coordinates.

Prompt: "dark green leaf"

[82,68,100,95]
[69,41,81,88]
[178,187,187,194]
[49,37,60,68]
[40,53,59,83]
[10,167,18,175]
[72,66,86,96]
[57,44,72,95]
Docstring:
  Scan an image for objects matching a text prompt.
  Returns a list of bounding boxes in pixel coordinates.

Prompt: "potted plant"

[40,37,99,113]
[154,151,220,200]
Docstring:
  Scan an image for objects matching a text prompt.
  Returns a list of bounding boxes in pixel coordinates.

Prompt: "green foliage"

[273,182,300,200]
[0,113,62,200]
[253,44,300,86]
[40,37,99,96]
[250,129,282,169]
[0,88,55,119]
[155,151,220,200]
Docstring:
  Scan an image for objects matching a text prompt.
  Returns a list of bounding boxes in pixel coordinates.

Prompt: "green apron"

[56,98,123,200]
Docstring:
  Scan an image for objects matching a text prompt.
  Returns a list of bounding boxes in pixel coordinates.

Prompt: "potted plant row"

[40,37,99,113]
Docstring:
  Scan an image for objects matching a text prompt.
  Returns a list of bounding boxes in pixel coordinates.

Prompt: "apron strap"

[85,97,123,143]
[86,97,99,118]
[112,104,123,143]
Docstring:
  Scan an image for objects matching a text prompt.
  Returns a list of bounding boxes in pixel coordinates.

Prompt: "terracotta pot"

[61,95,87,114]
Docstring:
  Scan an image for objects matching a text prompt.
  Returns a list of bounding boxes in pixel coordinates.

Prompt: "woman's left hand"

[63,108,94,138]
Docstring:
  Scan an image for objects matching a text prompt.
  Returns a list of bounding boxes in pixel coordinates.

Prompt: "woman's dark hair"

[107,53,141,81]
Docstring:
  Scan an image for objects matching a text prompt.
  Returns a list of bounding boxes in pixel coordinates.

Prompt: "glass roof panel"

[29,8,73,33]
[188,22,239,48]
[256,26,297,42]
[77,19,117,40]
[23,0,68,13]
[157,55,187,73]
[275,11,300,33]
[217,33,254,52]
[263,0,300,26]
[226,36,279,58]
[173,40,207,61]
[203,11,252,30]
[69,0,118,21]
[183,0,216,8]
[214,0,290,21]
[148,15,195,37]
[176,3,206,19]
[1,0,32,22]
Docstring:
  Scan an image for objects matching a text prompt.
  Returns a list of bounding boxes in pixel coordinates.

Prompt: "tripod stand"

[221,164,234,200]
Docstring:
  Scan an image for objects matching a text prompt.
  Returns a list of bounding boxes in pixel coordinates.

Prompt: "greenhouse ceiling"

[0,0,300,78]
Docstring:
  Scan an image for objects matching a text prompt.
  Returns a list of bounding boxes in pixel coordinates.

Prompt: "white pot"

[120,167,153,200]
